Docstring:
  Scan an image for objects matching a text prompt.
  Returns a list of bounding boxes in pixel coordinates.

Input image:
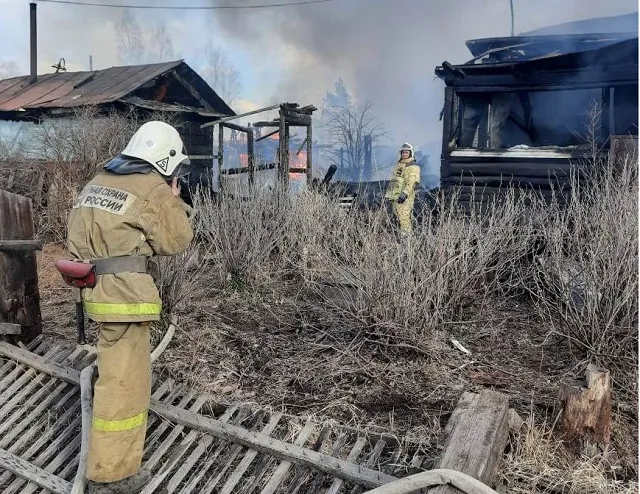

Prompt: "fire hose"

[70,316,178,494]
[361,469,499,494]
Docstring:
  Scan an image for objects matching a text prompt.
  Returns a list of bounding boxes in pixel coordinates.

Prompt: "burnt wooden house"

[435,19,638,202]
[0,60,235,176]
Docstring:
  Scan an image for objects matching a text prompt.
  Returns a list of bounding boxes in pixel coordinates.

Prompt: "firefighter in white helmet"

[67,121,194,493]
[384,142,421,234]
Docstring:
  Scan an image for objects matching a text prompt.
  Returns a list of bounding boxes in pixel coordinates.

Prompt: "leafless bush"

[291,187,543,344]
[527,150,638,395]
[192,186,292,288]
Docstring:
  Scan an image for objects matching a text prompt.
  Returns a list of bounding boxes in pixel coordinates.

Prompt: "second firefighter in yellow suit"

[67,121,194,494]
[385,142,421,234]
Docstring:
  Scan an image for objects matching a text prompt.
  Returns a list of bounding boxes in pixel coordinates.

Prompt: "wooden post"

[363,134,372,182]
[278,107,289,189]
[306,122,313,184]
[0,190,42,343]
[247,126,255,188]
[559,364,611,451]
[217,124,224,192]
[429,390,509,493]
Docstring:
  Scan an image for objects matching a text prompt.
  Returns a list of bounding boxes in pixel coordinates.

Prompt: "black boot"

[87,469,151,494]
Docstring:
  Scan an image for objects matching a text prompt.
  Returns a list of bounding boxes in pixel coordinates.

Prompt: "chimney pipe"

[30,2,37,84]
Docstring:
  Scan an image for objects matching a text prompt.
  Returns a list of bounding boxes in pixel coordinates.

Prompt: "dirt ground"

[36,242,639,489]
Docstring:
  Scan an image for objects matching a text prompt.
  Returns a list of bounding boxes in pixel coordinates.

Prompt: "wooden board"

[429,390,509,494]
[0,190,42,343]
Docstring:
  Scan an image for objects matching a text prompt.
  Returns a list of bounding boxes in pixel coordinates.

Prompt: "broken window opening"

[451,86,637,151]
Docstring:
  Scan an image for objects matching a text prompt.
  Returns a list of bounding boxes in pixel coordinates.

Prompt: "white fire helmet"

[399,142,414,159]
[121,121,189,177]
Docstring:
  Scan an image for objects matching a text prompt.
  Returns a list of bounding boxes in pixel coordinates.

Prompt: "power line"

[37,0,334,9]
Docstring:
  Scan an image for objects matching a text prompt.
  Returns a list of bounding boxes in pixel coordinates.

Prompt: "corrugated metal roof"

[0,61,184,112]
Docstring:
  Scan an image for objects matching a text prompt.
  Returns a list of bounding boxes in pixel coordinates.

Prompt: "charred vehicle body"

[436,23,638,207]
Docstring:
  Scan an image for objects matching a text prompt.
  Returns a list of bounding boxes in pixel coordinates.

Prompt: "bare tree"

[115,10,145,65]
[0,60,19,80]
[195,42,241,104]
[148,21,174,63]
[324,101,385,180]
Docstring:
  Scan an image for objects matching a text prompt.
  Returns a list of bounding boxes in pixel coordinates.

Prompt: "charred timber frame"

[210,103,316,191]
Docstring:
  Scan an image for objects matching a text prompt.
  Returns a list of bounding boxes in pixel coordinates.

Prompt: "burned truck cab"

[435,31,638,205]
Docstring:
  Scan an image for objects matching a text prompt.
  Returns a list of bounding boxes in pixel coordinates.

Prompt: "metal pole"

[89,55,93,71]
[510,0,515,36]
[29,2,37,84]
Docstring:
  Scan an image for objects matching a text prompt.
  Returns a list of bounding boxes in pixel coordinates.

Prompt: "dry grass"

[22,110,638,492]
[500,416,638,493]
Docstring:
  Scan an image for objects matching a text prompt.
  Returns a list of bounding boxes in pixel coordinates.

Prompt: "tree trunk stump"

[559,364,611,451]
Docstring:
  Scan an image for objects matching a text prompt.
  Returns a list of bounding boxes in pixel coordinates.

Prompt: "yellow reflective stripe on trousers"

[84,301,161,316]
[92,411,148,432]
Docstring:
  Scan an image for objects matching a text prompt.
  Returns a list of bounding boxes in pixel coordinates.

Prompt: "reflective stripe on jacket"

[67,170,194,322]
[385,158,421,201]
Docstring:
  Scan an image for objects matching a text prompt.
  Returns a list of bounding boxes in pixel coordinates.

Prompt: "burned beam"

[256,129,280,142]
[306,122,313,182]
[171,70,214,111]
[253,121,282,128]
[201,104,281,129]
[247,129,255,187]
[296,138,308,156]
[221,163,277,175]
[221,121,250,133]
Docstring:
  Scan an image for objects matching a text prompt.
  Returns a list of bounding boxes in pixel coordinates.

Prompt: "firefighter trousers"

[392,196,415,234]
[87,321,151,483]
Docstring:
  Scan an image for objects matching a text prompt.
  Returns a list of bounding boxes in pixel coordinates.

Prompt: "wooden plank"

[326,436,367,494]
[0,344,63,398]
[0,409,80,491]
[0,240,42,251]
[0,339,45,379]
[1,413,81,492]
[143,389,197,454]
[178,407,249,494]
[260,420,316,494]
[350,440,387,494]
[170,405,239,494]
[306,432,349,494]
[171,69,214,111]
[142,394,208,471]
[199,411,270,494]
[428,390,509,494]
[218,413,283,494]
[0,190,42,342]
[0,382,76,449]
[287,425,332,494]
[20,435,81,494]
[0,448,71,494]
[0,322,21,334]
[0,343,397,489]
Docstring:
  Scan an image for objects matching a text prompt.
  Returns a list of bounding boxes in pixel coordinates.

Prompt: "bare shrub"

[192,186,292,288]
[527,150,638,397]
[291,186,543,344]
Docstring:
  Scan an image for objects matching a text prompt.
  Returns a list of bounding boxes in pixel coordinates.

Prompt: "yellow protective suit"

[384,158,421,234]
[67,169,193,483]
